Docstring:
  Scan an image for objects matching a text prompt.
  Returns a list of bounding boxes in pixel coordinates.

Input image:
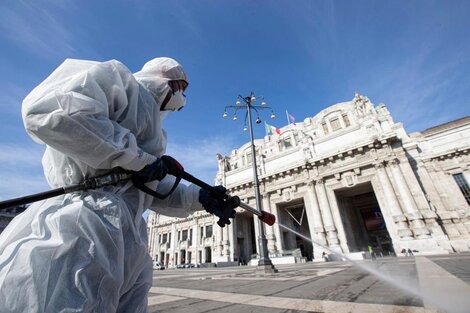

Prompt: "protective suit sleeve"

[22,59,156,172]
[149,175,204,218]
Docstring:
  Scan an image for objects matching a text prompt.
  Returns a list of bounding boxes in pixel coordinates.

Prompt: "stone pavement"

[147,255,470,313]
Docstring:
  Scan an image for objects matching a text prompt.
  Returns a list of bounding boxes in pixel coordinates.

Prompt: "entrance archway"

[204,247,212,263]
[180,249,186,264]
[235,213,256,263]
[335,182,394,256]
[278,200,313,260]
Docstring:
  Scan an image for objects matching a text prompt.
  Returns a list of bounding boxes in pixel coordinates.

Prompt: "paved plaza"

[147,254,470,313]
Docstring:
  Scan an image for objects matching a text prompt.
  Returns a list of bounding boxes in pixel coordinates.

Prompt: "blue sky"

[0,0,469,201]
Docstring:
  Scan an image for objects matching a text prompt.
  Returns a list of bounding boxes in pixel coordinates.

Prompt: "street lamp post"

[224,92,278,274]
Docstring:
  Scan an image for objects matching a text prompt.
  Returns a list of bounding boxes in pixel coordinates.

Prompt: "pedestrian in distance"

[0,57,236,313]
[368,245,376,260]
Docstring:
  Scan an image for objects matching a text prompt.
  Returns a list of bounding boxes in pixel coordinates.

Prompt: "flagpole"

[285,110,289,125]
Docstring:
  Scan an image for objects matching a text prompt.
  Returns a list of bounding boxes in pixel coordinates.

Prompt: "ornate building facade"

[147,94,470,267]
[0,206,27,234]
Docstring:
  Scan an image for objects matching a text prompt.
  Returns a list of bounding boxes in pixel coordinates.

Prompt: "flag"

[286,110,296,124]
[265,122,281,135]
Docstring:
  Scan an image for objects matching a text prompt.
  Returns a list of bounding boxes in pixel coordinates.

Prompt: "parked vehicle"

[153,261,165,270]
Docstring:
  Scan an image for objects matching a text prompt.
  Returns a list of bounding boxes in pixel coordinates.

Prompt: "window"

[330,118,341,131]
[206,225,213,238]
[246,152,252,164]
[182,229,188,241]
[453,173,470,205]
[283,137,292,149]
[322,122,329,135]
[343,114,351,127]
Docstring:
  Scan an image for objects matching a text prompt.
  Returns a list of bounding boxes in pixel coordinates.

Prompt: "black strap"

[133,175,182,200]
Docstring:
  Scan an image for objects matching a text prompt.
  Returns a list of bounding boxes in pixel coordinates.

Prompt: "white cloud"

[0,172,49,201]
[0,83,26,108]
[0,143,44,166]
[0,1,85,60]
[369,54,470,131]
[0,143,47,201]
[166,135,238,185]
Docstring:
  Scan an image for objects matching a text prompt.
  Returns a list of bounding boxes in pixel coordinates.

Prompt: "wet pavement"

[148,254,470,313]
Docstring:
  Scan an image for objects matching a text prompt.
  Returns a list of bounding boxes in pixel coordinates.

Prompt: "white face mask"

[159,111,169,123]
[162,90,186,111]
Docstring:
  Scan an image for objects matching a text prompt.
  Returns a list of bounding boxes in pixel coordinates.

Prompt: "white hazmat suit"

[0,57,202,312]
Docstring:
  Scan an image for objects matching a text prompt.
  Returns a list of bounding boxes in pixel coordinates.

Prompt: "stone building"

[0,205,27,234]
[147,93,470,267]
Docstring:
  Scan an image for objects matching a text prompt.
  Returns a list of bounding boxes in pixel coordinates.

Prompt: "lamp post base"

[255,263,278,275]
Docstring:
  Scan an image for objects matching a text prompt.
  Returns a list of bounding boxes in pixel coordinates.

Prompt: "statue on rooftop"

[353,92,374,116]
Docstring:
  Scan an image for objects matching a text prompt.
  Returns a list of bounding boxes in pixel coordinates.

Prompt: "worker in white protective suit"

[0,57,236,313]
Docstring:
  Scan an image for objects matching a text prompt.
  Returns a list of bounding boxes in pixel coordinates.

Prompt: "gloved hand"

[133,155,184,184]
[199,186,239,227]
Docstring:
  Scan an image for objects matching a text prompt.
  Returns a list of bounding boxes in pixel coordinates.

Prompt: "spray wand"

[0,166,276,226]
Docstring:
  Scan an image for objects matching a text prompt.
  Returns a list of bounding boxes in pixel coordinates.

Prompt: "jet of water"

[277,222,467,313]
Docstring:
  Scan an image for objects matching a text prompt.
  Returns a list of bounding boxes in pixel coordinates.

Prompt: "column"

[222,225,230,257]
[396,156,440,221]
[262,193,277,254]
[228,222,235,261]
[325,119,333,133]
[147,225,155,256]
[338,115,346,128]
[326,187,349,253]
[315,178,339,246]
[270,201,283,253]
[193,222,199,263]
[388,159,430,238]
[418,161,446,212]
[437,170,468,210]
[425,160,454,211]
[375,162,413,239]
[305,182,327,245]
[253,216,260,256]
[304,182,327,259]
[289,130,297,146]
[233,216,239,261]
[215,223,223,258]
[153,230,160,260]
[201,246,206,263]
[170,223,176,250]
